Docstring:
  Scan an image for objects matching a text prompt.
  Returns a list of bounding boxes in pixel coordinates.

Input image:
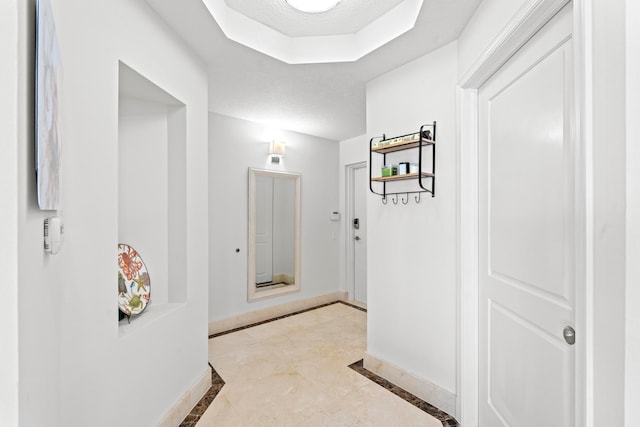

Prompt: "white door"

[479,4,576,426]
[353,165,367,303]
[255,175,273,285]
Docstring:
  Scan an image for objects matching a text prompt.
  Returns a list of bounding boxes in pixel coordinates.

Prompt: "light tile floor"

[196,303,442,426]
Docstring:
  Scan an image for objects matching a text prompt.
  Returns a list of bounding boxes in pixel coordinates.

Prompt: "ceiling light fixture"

[285,0,342,14]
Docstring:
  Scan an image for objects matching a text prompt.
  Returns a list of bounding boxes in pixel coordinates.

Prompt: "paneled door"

[479,4,576,426]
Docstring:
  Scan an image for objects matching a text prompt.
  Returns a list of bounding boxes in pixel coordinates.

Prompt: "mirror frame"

[247,168,301,301]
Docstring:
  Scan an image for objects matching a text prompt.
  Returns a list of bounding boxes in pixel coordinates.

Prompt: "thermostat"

[44,216,64,254]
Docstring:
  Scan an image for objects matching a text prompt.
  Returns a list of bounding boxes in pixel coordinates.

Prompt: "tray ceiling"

[145,0,482,140]
[224,0,405,37]
[203,0,424,63]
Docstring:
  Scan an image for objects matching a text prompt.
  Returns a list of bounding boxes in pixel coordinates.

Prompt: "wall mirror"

[248,168,301,301]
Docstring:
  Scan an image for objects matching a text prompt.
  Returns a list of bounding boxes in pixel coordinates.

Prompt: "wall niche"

[117,61,187,330]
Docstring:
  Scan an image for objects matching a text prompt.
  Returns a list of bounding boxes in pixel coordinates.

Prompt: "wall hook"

[401,193,409,205]
[415,193,421,203]
[382,195,388,205]
[392,194,398,205]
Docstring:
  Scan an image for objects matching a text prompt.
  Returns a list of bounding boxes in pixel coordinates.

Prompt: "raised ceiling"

[145,0,481,141]
[202,0,424,63]
[224,0,405,37]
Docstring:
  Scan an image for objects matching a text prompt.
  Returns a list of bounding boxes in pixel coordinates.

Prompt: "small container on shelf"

[409,162,419,174]
[398,162,410,174]
[381,165,399,176]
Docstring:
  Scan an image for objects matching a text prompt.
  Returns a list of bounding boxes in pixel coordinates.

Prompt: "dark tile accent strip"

[348,359,459,427]
[208,300,366,339]
[178,363,226,427]
[337,300,368,312]
[185,301,367,425]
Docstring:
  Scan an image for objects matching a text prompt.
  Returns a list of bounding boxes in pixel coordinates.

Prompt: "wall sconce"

[269,141,286,163]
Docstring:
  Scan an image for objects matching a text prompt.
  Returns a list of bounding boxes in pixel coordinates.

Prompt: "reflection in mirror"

[248,168,301,301]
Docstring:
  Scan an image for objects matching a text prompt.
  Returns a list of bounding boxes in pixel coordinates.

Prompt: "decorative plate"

[118,244,151,317]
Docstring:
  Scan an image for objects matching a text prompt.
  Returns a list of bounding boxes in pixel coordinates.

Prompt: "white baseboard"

[208,291,348,335]
[157,367,211,427]
[364,352,457,418]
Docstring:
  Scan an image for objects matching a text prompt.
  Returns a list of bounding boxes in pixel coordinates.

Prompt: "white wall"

[457,0,528,78]
[119,98,170,302]
[0,1,20,425]
[36,1,209,426]
[590,0,627,424]
[365,42,458,394]
[338,134,369,296]
[14,1,62,425]
[208,112,340,321]
[626,1,639,425]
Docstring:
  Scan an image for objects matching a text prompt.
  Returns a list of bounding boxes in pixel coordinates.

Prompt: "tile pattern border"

[185,300,457,427]
[349,359,459,427]
[208,300,365,339]
[178,363,225,427]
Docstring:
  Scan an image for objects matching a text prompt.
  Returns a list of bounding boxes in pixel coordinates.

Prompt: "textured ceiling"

[145,0,482,141]
[224,0,405,37]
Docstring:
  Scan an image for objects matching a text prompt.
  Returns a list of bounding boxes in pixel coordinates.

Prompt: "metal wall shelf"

[369,122,436,204]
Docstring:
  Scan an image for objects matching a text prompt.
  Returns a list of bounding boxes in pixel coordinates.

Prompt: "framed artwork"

[35,0,62,210]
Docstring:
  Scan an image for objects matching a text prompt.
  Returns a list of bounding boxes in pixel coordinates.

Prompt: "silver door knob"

[563,326,575,345]
[354,236,361,241]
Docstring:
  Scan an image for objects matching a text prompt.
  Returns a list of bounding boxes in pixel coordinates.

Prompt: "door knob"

[354,236,361,241]
[563,326,575,345]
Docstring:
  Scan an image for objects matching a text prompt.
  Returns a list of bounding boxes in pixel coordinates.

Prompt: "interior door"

[353,165,367,304]
[255,175,273,285]
[479,4,576,426]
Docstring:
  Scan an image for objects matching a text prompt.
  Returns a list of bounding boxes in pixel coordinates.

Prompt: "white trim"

[208,291,348,335]
[457,1,587,426]
[625,2,640,426]
[457,86,479,427]
[460,0,571,89]
[573,1,592,425]
[364,353,457,417]
[345,161,367,301]
[157,367,211,427]
[585,0,626,423]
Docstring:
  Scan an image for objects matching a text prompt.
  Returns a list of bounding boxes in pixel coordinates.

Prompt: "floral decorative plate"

[118,244,150,317]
